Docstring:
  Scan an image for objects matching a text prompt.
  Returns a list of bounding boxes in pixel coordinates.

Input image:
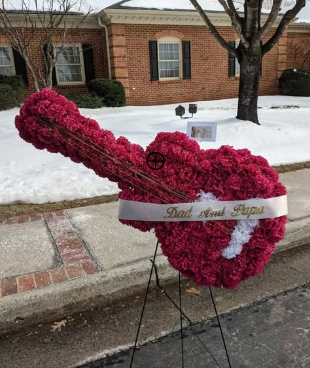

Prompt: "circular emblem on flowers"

[15,89,287,290]
[147,152,165,170]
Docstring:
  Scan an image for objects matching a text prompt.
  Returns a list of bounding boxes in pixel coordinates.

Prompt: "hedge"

[279,68,310,96]
[87,79,126,107]
[0,84,18,111]
[62,92,103,109]
[0,75,26,110]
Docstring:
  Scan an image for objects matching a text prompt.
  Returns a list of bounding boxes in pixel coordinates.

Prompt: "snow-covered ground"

[1,95,310,205]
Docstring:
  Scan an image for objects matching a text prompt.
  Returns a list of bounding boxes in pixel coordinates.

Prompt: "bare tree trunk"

[237,46,262,125]
[24,55,40,92]
[46,69,53,89]
[29,68,41,92]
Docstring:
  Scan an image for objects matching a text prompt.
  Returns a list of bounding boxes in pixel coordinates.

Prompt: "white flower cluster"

[196,191,259,259]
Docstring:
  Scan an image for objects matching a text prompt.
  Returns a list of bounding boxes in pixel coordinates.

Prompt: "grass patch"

[273,161,310,173]
[270,105,300,109]
[1,161,310,221]
[0,194,118,221]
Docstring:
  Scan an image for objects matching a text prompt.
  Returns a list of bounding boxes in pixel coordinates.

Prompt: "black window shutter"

[149,41,159,81]
[43,44,57,86]
[82,44,95,83]
[12,49,28,86]
[228,41,236,77]
[183,41,191,80]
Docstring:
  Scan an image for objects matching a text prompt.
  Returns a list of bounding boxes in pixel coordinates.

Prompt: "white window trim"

[54,43,85,85]
[235,40,240,78]
[157,36,182,81]
[0,43,16,76]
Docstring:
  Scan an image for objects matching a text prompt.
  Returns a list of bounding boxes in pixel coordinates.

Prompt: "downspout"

[98,14,112,79]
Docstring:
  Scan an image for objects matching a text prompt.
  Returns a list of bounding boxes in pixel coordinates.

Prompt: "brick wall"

[108,24,129,94]
[277,30,288,78]
[2,21,310,106]
[0,28,109,95]
[109,24,280,106]
[286,32,310,70]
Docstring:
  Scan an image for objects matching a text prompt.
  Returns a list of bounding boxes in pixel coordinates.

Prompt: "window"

[228,40,240,78]
[235,40,240,77]
[158,37,182,80]
[55,44,85,84]
[0,45,15,76]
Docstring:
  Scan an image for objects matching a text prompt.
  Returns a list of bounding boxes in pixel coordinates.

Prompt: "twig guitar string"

[42,119,232,368]
[43,120,191,205]
[42,118,190,201]
[43,121,169,203]
[42,119,233,236]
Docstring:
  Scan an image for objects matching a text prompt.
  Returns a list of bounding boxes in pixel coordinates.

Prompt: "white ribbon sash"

[118,195,288,222]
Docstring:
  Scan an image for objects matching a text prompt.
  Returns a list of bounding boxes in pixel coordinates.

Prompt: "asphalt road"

[78,283,310,368]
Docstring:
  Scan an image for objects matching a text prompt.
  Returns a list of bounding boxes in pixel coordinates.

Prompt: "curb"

[0,216,309,335]
[277,216,310,251]
[0,254,175,334]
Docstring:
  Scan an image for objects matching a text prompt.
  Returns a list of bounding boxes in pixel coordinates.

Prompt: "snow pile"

[121,0,246,12]
[120,0,310,21]
[1,95,310,204]
[120,0,276,14]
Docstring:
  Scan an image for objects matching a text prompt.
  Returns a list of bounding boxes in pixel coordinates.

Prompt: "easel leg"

[179,271,185,368]
[129,241,160,368]
[209,286,232,368]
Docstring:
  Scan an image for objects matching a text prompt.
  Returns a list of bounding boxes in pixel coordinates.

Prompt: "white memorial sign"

[187,121,217,142]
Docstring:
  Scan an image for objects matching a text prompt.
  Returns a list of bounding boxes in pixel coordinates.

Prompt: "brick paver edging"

[0,211,98,298]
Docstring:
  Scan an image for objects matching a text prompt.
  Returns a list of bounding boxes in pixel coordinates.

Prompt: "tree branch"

[218,0,249,48]
[189,0,238,57]
[263,0,306,54]
[256,0,282,40]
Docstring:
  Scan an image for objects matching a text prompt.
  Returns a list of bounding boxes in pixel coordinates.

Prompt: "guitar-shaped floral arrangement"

[15,89,287,289]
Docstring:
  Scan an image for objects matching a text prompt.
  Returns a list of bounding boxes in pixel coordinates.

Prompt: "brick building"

[1,1,310,105]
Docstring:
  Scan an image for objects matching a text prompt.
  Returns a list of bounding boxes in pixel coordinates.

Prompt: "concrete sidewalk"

[0,169,310,334]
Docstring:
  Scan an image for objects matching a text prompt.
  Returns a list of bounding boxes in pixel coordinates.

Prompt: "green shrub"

[0,75,25,105]
[87,79,126,107]
[0,84,18,111]
[62,92,103,109]
[279,69,310,96]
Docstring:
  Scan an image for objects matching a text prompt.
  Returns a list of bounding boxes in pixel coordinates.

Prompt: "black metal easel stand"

[130,241,232,368]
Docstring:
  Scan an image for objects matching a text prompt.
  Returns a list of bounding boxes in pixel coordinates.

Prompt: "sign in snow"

[187,121,217,142]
